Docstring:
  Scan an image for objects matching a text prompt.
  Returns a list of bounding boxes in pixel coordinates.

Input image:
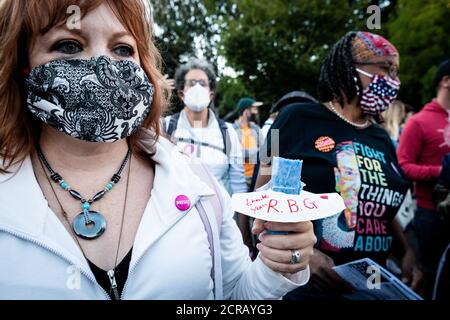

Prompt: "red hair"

[0,0,168,173]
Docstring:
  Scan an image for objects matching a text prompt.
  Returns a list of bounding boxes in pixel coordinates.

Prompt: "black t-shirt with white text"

[265,102,409,266]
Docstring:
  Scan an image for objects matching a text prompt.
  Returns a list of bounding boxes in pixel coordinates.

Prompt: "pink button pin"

[175,195,191,211]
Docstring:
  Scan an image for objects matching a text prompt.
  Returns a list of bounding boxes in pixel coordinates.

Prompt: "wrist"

[402,246,413,257]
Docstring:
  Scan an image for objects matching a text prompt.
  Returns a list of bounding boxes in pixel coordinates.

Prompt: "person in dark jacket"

[398,59,450,297]
[431,153,450,300]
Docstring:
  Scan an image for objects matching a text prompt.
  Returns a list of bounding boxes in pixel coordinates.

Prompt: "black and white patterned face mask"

[26,56,154,142]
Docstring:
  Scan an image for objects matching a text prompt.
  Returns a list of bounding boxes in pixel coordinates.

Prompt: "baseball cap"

[237,97,263,112]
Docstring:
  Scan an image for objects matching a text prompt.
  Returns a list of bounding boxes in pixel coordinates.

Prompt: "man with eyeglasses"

[165,58,247,197]
[398,58,450,298]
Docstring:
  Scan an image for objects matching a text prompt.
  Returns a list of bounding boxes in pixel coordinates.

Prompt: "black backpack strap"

[174,137,225,153]
[166,112,181,138]
[217,118,231,158]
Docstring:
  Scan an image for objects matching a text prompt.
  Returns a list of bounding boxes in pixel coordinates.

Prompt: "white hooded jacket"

[0,136,309,299]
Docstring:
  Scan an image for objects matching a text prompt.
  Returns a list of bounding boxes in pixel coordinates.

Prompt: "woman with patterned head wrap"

[257,31,423,299]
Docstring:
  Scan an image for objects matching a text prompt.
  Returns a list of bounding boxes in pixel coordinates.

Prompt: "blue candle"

[266,157,303,235]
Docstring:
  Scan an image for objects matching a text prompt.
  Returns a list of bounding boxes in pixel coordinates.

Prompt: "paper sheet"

[231,189,345,222]
[333,258,423,300]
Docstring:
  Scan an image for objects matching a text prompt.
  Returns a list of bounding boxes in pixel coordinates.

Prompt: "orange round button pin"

[315,136,336,153]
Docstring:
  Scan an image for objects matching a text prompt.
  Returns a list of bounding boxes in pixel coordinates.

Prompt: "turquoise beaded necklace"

[37,146,131,240]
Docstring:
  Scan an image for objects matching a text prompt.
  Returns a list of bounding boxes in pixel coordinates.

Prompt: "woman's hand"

[237,213,256,256]
[308,249,353,293]
[160,74,175,92]
[252,219,316,275]
[401,248,423,292]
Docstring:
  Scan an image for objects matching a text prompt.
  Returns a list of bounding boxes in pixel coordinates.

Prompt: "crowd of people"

[0,0,448,301]
[165,32,450,300]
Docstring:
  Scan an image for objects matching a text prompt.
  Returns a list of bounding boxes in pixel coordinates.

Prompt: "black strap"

[166,112,181,138]
[173,137,225,153]
[217,118,231,158]
[167,112,231,158]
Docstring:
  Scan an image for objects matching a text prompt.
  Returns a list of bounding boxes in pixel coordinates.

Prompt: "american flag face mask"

[356,68,400,116]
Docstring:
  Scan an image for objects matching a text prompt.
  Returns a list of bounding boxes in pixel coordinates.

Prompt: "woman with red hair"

[0,0,315,299]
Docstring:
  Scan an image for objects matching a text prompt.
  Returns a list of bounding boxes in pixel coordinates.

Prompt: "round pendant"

[72,210,106,240]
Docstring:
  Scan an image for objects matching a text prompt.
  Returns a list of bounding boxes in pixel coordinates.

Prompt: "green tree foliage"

[153,0,447,117]
[214,76,248,119]
[152,0,219,76]
[386,0,450,108]
[216,0,373,118]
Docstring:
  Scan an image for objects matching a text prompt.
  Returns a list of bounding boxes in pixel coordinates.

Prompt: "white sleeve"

[261,125,270,141]
[162,116,171,133]
[226,124,248,194]
[216,182,310,300]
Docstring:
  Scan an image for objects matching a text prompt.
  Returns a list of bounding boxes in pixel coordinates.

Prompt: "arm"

[254,140,353,293]
[397,118,441,181]
[390,218,411,257]
[226,125,253,247]
[255,163,272,190]
[245,106,350,294]
[261,124,270,141]
[438,154,450,187]
[215,182,312,299]
[390,219,423,291]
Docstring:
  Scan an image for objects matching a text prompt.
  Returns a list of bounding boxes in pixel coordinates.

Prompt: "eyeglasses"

[185,79,209,88]
[356,61,399,79]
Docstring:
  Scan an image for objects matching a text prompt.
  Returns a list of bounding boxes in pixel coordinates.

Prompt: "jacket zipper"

[0,226,111,300]
[107,269,121,300]
[121,196,201,299]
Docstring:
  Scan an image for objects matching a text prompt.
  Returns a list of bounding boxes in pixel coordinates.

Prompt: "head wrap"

[352,32,398,63]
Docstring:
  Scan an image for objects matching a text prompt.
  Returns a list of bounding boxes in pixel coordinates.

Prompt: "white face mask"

[183,84,211,112]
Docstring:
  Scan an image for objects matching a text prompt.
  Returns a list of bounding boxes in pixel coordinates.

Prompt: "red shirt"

[397,100,450,209]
